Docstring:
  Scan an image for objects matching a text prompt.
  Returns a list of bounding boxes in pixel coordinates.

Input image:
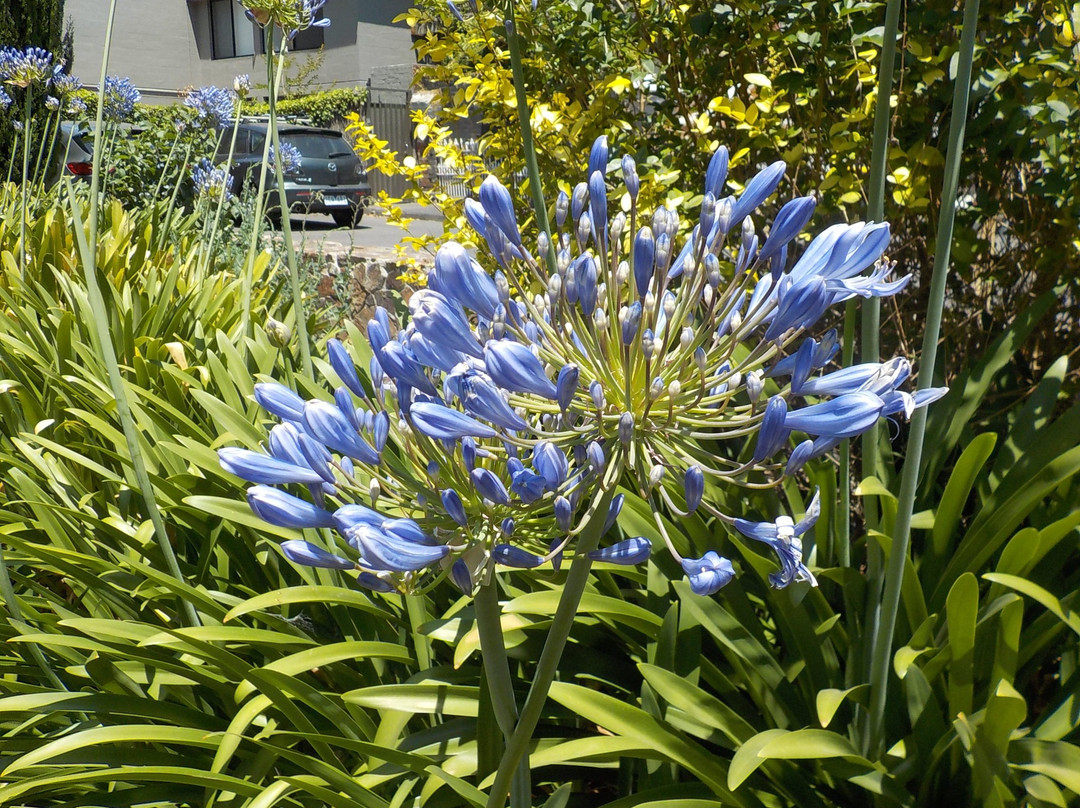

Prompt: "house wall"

[67,0,414,103]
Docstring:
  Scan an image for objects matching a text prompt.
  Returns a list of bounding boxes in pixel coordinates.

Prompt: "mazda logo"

[327,162,337,173]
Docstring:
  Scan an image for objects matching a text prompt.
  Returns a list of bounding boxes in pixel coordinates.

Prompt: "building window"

[210,0,257,59]
[291,11,326,51]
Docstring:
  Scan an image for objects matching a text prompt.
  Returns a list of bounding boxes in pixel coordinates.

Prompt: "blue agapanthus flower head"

[184,85,236,128]
[0,87,11,111]
[218,136,944,597]
[0,45,60,89]
[192,158,234,200]
[51,72,82,97]
[269,142,303,175]
[102,76,140,122]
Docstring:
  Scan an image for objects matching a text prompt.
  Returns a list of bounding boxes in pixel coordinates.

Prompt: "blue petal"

[327,339,367,399]
[411,401,497,440]
[219,447,325,485]
[588,536,651,565]
[254,382,305,421]
[280,540,354,570]
[484,339,557,399]
[303,400,381,465]
[492,544,544,568]
[784,391,885,439]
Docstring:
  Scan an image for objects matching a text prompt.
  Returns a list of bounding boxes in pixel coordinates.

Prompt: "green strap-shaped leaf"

[946,572,979,717]
[223,585,394,622]
[343,684,481,716]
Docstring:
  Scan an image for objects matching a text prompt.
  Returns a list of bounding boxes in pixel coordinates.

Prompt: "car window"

[282,134,352,160]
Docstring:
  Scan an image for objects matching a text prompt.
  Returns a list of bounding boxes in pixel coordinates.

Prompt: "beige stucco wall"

[67,0,414,103]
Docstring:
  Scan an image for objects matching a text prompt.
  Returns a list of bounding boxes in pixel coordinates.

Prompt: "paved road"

[284,209,445,260]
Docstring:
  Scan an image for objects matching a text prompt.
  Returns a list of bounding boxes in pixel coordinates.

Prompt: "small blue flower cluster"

[0,45,61,90]
[191,158,234,200]
[0,87,11,111]
[184,85,237,128]
[102,76,140,122]
[51,72,83,97]
[269,142,303,175]
[218,138,944,597]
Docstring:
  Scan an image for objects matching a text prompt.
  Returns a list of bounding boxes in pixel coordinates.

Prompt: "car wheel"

[332,206,363,228]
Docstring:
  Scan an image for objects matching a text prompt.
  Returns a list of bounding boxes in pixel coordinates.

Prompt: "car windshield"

[281,133,353,160]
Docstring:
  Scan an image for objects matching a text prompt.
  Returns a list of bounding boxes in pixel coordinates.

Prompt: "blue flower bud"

[549,538,564,572]
[746,371,764,403]
[408,330,465,374]
[327,339,367,399]
[556,364,579,411]
[335,387,359,429]
[556,189,570,228]
[588,537,651,565]
[681,551,736,596]
[622,154,639,199]
[655,233,673,276]
[267,423,311,467]
[603,493,624,535]
[357,572,396,593]
[784,439,816,476]
[451,558,473,593]
[484,339,558,399]
[304,400,381,465]
[784,391,884,439]
[753,395,790,462]
[464,197,487,239]
[578,254,598,316]
[633,226,655,298]
[254,382,305,421]
[730,160,786,230]
[501,517,515,537]
[461,436,478,472]
[369,356,384,392]
[441,488,468,526]
[621,301,642,345]
[576,383,598,416]
[471,467,510,505]
[410,289,484,359]
[460,371,529,432]
[334,503,385,538]
[247,485,336,529]
[281,540,354,570]
[704,146,729,199]
[764,277,830,341]
[410,401,498,440]
[588,134,608,178]
[432,242,501,320]
[349,524,450,572]
[618,412,634,445]
[533,441,568,489]
[684,466,704,513]
[493,544,544,568]
[554,495,573,531]
[587,440,605,473]
[375,340,438,395]
[383,518,439,546]
[758,196,816,264]
[589,170,608,252]
[372,410,390,451]
[700,193,717,239]
[479,175,522,248]
[571,182,587,221]
[219,447,325,485]
[297,432,337,484]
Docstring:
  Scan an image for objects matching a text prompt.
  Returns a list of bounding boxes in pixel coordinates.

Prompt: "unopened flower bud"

[587,440,605,472]
[266,317,292,347]
[649,376,665,400]
[556,190,570,228]
[537,230,550,259]
[680,326,694,350]
[694,346,707,372]
[652,206,668,234]
[663,294,677,320]
[501,517,515,537]
[655,233,672,273]
[746,371,764,403]
[618,412,634,444]
[700,193,717,237]
[576,211,592,246]
[684,466,704,513]
[616,261,629,288]
[369,478,381,503]
[594,308,608,330]
[622,154,639,199]
[642,329,655,360]
[668,380,681,398]
[610,211,626,247]
[589,380,604,411]
[554,496,573,531]
[571,182,588,221]
[705,253,721,289]
[648,464,665,490]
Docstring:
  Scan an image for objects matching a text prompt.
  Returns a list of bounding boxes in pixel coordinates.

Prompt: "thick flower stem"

[19,91,31,276]
[504,2,556,273]
[484,478,618,808]
[866,0,980,757]
[268,39,313,378]
[475,581,531,808]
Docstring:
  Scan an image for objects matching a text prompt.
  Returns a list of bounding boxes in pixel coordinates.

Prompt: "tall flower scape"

[219,138,945,596]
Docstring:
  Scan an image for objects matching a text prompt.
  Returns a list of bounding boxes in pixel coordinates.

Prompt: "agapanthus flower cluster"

[269,142,303,174]
[192,158,234,201]
[234,74,252,98]
[218,137,944,597]
[102,76,140,122]
[51,72,82,97]
[0,46,61,89]
[242,0,331,40]
[184,85,237,128]
[0,87,11,111]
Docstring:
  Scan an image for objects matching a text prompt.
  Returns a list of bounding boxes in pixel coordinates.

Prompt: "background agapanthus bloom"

[219,137,944,597]
[184,85,236,128]
[0,46,60,89]
[102,75,140,122]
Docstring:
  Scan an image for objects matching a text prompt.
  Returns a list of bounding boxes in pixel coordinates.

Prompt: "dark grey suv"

[224,122,371,227]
